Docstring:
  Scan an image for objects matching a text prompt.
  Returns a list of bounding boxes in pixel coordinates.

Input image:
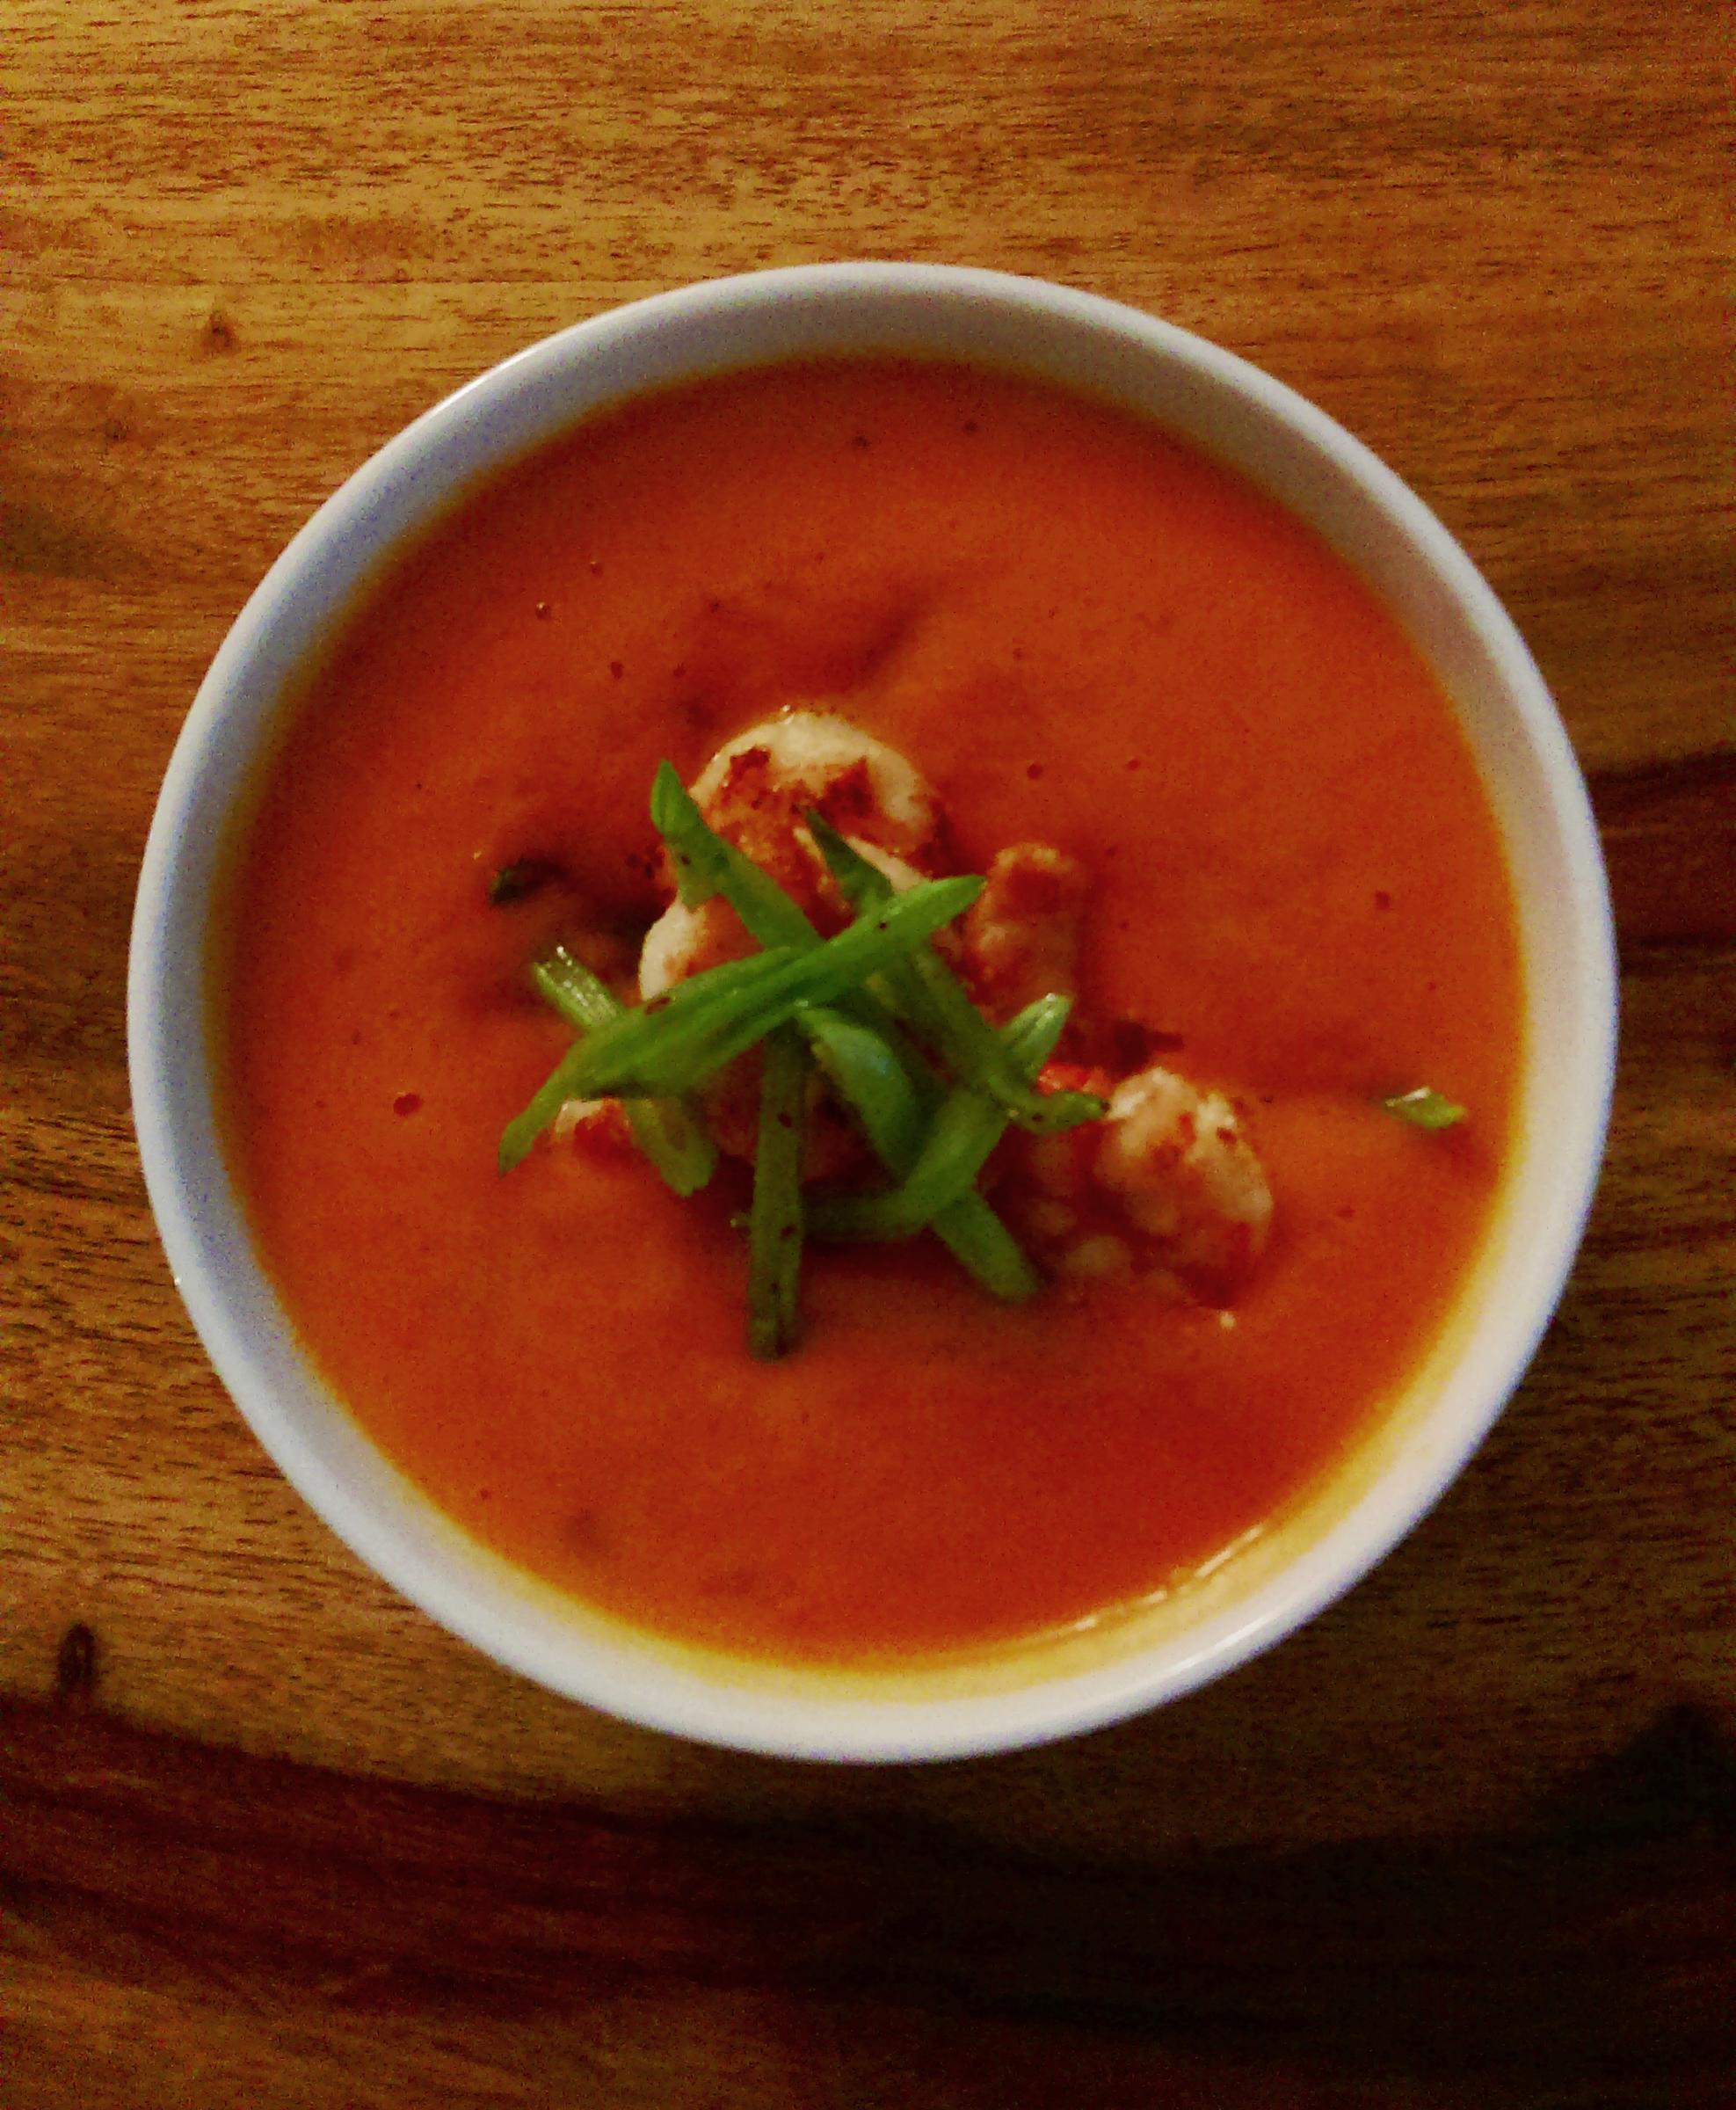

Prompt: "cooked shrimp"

[639,709,945,1000]
[638,895,759,1001]
[1001,1059,1273,1304]
[1095,1066,1272,1294]
[960,842,1088,1022]
[552,1095,633,1152]
[690,709,942,877]
[624,710,947,1176]
[616,712,1275,1303]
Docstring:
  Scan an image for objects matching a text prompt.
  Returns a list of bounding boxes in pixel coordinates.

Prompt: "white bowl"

[128,264,1616,1761]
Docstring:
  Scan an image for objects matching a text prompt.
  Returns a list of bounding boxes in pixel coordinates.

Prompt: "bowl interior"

[128,265,1615,1760]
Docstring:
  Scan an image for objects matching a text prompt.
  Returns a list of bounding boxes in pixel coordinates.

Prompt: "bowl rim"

[127,261,1618,1761]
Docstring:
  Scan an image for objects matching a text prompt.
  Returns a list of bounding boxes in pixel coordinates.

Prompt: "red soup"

[221,358,1522,1665]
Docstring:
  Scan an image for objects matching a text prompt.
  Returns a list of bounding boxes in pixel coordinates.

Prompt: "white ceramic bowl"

[129,264,1616,1760]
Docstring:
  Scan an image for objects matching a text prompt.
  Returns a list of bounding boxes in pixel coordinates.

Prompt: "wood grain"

[4,1691,1733,2107]
[3,0,1732,2099]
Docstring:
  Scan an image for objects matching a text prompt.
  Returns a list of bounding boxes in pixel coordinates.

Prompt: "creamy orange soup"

[222,359,1521,1663]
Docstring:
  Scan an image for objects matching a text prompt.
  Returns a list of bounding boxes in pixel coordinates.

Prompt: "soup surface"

[222,358,1521,1663]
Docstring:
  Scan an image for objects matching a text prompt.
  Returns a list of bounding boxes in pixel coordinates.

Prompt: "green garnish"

[804,811,1105,1136]
[500,877,982,1168]
[531,947,717,1197]
[747,1027,808,1358]
[800,1005,928,1164]
[809,1087,1017,1242]
[500,760,1108,1352]
[802,1005,1042,1302]
[651,762,817,949]
[501,949,797,1172]
[488,858,559,906]
[806,993,1071,1243]
[1380,1087,1467,1131]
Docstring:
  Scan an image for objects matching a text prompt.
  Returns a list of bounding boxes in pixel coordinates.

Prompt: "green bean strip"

[499,877,982,1168]
[1379,1086,1467,1130]
[802,811,954,1041]
[747,1026,809,1359]
[800,1007,928,1167]
[651,762,937,1080]
[531,949,718,1197]
[808,991,1074,1242]
[999,992,1074,1073]
[810,1088,1011,1241]
[500,947,802,1171]
[532,945,625,1035]
[651,761,817,949]
[804,812,1104,1136]
[801,1005,1041,1301]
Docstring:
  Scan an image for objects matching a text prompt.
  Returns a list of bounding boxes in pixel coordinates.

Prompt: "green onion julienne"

[803,811,1105,1137]
[746,1025,809,1359]
[501,947,797,1173]
[807,993,1071,1244]
[500,758,1108,1352]
[498,872,983,1170]
[652,761,817,950]
[801,1004,1046,1300]
[530,947,718,1197]
[1379,1086,1467,1131]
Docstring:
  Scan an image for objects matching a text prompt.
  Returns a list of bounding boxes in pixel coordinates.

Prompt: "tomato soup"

[221,360,1522,1664]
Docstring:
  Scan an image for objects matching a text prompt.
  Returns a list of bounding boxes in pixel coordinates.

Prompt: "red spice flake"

[850,433,871,450]
[1126,757,1143,772]
[985,848,1086,920]
[814,758,876,829]
[393,1092,423,1117]
[962,419,979,435]
[716,746,779,819]
[1026,761,1044,781]
[1217,1124,1237,1146]
[609,660,625,680]
[534,600,552,620]
[1375,890,1392,910]
[776,1111,795,1130]
[588,559,604,576]
[1036,1059,1114,1098]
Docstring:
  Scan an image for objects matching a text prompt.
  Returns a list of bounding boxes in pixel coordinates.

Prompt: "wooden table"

[4,3,1731,2102]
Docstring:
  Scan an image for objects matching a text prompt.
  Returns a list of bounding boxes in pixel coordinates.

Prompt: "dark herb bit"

[488,858,561,907]
[1380,1086,1467,1131]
